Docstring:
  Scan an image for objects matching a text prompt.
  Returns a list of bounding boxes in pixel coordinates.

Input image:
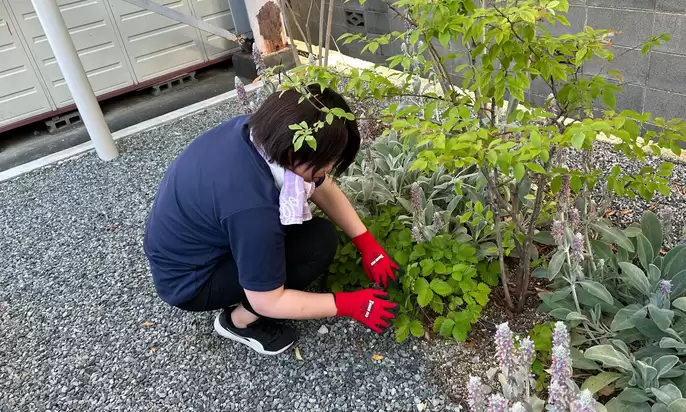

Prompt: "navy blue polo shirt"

[143,115,319,306]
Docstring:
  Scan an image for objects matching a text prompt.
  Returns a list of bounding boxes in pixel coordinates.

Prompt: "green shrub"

[328,204,499,343]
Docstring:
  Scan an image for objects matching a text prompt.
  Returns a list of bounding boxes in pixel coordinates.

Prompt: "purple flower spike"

[411,183,422,218]
[573,389,596,412]
[467,376,487,412]
[433,212,443,232]
[569,208,581,228]
[517,337,535,370]
[235,76,252,114]
[572,233,584,263]
[412,226,423,243]
[509,402,526,412]
[659,280,672,297]
[494,322,516,373]
[487,394,508,412]
[252,43,266,78]
[552,220,564,246]
[552,322,569,350]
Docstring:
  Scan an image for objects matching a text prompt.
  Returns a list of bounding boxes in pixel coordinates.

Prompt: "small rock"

[317,325,329,334]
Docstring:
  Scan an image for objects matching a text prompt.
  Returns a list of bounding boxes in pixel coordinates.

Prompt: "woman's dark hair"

[248,84,360,176]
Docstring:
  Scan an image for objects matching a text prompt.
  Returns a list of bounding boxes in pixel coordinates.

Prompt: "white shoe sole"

[213,314,294,356]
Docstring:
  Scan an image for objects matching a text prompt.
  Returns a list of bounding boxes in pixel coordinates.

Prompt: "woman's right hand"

[333,289,397,333]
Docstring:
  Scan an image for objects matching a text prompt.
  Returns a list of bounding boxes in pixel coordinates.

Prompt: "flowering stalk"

[468,376,487,412]
[235,76,252,114]
[252,43,266,78]
[488,394,508,412]
[494,322,516,375]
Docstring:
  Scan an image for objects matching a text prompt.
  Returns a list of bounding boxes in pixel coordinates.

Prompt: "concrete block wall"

[289,0,686,120]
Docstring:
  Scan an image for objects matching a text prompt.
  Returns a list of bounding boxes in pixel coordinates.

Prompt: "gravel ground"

[0,98,478,412]
[567,142,686,248]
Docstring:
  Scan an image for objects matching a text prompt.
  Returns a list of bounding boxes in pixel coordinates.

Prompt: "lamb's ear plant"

[279,0,686,314]
[538,207,686,410]
[468,321,604,412]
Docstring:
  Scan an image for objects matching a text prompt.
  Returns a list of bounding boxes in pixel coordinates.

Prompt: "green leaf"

[637,234,655,271]
[641,210,663,254]
[584,345,634,371]
[418,287,434,307]
[606,398,650,412]
[567,311,589,322]
[663,245,686,280]
[526,162,546,174]
[602,90,617,109]
[668,399,686,412]
[617,388,652,403]
[571,347,601,370]
[673,297,686,312]
[581,372,623,394]
[572,132,585,149]
[654,355,680,378]
[653,385,683,406]
[548,250,566,280]
[430,295,444,314]
[619,262,652,296]
[592,223,635,252]
[396,324,410,342]
[439,318,455,338]
[452,323,469,341]
[648,304,674,331]
[514,163,525,182]
[611,304,647,331]
[579,280,614,304]
[430,279,452,297]
[413,277,429,294]
[410,320,424,338]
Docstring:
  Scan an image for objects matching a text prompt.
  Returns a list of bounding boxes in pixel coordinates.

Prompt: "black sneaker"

[213,310,296,355]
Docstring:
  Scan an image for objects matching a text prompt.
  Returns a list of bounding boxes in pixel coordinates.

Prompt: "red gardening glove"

[352,230,399,289]
[334,289,397,333]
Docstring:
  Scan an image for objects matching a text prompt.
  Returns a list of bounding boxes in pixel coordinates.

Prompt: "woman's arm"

[245,287,337,319]
[310,177,366,238]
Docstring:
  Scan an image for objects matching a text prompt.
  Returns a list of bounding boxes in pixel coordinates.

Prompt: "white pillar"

[32,0,119,161]
[243,0,288,54]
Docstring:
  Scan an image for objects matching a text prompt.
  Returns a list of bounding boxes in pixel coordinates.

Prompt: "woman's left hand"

[352,230,400,289]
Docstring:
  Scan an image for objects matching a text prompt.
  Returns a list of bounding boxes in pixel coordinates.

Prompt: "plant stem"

[490,168,514,310]
[318,0,325,66]
[516,174,546,312]
[283,0,313,56]
[324,0,335,66]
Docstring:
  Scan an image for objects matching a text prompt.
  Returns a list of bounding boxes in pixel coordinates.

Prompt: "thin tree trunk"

[283,0,313,55]
[324,0,335,66]
[515,175,546,312]
[318,0,325,66]
[279,0,300,64]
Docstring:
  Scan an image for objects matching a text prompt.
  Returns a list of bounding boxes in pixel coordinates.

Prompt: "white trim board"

[0,81,263,183]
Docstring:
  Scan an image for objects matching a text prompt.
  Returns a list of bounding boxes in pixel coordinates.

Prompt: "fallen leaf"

[599,383,615,396]
[605,209,616,217]
[660,249,668,256]
[295,347,303,361]
[464,340,476,349]
[619,209,633,215]
[141,321,153,327]
[371,354,384,361]
[151,347,157,353]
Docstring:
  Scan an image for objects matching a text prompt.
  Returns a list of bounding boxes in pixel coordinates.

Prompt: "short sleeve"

[221,206,286,291]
